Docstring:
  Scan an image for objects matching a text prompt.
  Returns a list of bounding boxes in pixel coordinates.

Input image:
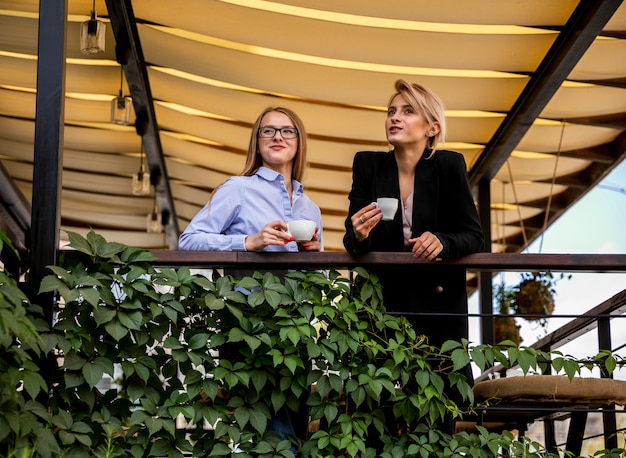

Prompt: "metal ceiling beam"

[105,0,180,249]
[30,0,66,324]
[468,0,623,188]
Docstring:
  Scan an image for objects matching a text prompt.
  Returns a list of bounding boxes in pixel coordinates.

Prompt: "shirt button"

[435,286,444,294]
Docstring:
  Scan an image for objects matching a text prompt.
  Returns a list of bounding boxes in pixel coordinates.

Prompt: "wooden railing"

[150,251,626,271]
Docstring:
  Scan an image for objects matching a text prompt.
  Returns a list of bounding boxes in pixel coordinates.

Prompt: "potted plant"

[513,271,571,326]
[494,282,522,345]
[495,271,570,338]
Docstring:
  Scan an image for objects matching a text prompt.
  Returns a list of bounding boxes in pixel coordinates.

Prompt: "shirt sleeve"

[178,179,247,251]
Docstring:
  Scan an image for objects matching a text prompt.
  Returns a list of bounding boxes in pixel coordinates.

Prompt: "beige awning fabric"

[1,0,625,253]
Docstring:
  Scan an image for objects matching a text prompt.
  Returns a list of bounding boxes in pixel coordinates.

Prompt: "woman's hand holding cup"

[352,202,382,242]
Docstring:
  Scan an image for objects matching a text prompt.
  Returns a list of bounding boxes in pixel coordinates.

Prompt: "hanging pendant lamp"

[111,65,131,125]
[80,0,105,55]
[147,190,163,233]
[132,136,151,196]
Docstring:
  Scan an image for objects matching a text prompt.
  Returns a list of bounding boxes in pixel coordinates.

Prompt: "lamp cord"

[119,65,124,97]
[138,137,145,173]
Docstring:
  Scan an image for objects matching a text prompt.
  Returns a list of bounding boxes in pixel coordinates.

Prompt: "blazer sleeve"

[433,152,484,259]
[343,152,376,255]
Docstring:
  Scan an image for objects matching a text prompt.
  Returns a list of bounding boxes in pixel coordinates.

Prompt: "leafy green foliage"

[0,234,55,458]
[1,230,624,457]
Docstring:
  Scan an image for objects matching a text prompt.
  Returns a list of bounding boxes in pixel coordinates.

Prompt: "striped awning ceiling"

[0,0,625,254]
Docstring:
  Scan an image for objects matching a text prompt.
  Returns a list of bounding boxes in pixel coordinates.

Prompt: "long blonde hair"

[241,106,308,182]
[389,79,446,156]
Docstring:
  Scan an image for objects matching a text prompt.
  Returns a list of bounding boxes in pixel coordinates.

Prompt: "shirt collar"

[256,166,303,194]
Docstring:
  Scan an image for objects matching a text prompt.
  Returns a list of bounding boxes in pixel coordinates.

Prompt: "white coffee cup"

[287,219,316,242]
[377,197,399,221]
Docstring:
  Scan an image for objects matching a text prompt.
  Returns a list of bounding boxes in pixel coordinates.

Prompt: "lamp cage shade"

[80,13,105,55]
[147,208,163,233]
[132,168,151,196]
[111,93,132,125]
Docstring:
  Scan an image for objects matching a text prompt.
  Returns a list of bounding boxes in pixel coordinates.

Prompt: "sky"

[468,159,626,379]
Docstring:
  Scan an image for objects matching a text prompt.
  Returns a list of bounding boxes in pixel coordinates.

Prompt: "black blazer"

[343,150,484,347]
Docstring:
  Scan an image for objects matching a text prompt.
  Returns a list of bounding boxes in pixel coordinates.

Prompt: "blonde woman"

[343,79,483,350]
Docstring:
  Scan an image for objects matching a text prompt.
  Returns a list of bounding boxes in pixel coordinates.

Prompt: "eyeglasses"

[258,126,298,139]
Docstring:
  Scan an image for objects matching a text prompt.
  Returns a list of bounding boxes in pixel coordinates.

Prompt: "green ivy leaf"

[470,347,487,371]
[57,429,74,446]
[64,372,83,389]
[83,361,104,389]
[98,241,127,259]
[208,442,232,456]
[53,409,73,430]
[249,370,267,394]
[70,421,93,434]
[517,350,536,375]
[163,305,178,322]
[248,290,266,307]
[229,327,245,343]
[104,318,128,341]
[284,355,302,374]
[264,289,282,308]
[451,348,470,371]
[134,363,150,382]
[76,287,100,308]
[243,334,261,352]
[604,355,617,375]
[205,294,225,310]
[93,307,116,326]
[234,406,250,428]
[164,336,184,350]
[188,333,209,350]
[323,403,338,426]
[22,370,46,399]
[226,303,245,325]
[66,230,94,256]
[36,428,60,457]
[148,438,171,456]
[124,249,157,263]
[144,416,164,436]
[118,311,143,330]
[564,359,580,380]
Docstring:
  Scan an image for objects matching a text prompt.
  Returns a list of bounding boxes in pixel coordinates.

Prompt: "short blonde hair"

[389,79,446,155]
[241,106,308,182]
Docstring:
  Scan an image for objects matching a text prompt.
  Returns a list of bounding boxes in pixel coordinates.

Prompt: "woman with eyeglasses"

[178,107,322,445]
[179,106,322,253]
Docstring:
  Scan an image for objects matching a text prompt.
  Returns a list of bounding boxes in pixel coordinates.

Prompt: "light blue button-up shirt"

[179,167,323,252]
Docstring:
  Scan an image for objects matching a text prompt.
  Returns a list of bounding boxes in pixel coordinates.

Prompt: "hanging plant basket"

[493,283,522,346]
[506,271,570,331]
[494,315,522,346]
[513,273,556,320]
